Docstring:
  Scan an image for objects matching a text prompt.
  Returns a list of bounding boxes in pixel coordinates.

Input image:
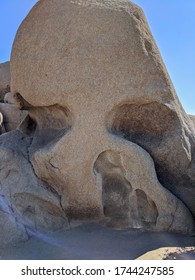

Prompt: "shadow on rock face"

[0,223,195,260]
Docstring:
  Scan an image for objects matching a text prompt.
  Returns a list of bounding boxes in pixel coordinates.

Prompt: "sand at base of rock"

[137,246,195,260]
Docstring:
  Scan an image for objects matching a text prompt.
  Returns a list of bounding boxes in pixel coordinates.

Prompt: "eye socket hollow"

[106,101,179,146]
[18,104,73,149]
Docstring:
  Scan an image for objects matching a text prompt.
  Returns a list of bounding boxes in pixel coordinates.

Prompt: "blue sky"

[0,0,194,114]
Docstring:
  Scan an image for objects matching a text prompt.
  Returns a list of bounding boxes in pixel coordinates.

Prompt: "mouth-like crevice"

[94,150,160,230]
[93,148,195,234]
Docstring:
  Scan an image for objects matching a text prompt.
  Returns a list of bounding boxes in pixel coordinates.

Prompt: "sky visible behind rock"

[0,0,194,114]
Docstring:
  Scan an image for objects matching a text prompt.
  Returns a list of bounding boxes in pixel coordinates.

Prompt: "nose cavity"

[94,150,133,227]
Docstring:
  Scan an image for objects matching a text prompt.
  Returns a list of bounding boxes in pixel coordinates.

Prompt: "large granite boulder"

[0,0,195,247]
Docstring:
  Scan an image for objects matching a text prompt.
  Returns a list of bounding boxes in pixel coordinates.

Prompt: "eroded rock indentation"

[94,150,132,227]
[135,189,158,227]
[106,101,194,213]
[19,104,74,152]
[108,102,179,145]
[13,193,68,232]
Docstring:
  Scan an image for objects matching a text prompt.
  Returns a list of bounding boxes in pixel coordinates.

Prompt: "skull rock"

[6,0,195,234]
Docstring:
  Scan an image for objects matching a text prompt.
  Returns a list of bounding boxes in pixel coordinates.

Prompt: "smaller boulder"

[0,62,10,102]
[4,92,15,105]
[0,103,27,132]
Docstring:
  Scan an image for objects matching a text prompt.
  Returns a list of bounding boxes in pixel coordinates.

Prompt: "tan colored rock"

[0,0,193,243]
[0,62,10,101]
[137,246,195,260]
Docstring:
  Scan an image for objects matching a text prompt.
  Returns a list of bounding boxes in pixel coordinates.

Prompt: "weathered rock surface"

[0,62,10,102]
[4,92,15,105]
[189,115,195,127]
[0,128,69,246]
[0,0,195,247]
[0,208,28,248]
[0,103,27,132]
